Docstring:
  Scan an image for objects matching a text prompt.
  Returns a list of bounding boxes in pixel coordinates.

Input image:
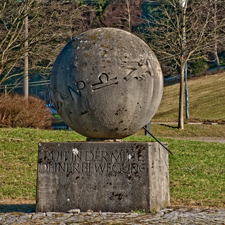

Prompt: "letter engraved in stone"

[73,150,82,161]
[73,163,80,173]
[58,163,66,172]
[111,151,123,162]
[91,73,118,91]
[68,81,85,99]
[67,163,73,173]
[139,163,148,173]
[77,81,85,90]
[123,68,137,81]
[95,151,101,161]
[39,163,48,173]
[38,149,146,175]
[51,88,68,98]
[131,163,138,173]
[101,151,111,162]
[82,162,89,172]
[48,163,55,173]
[85,151,94,161]
[112,163,121,173]
[144,60,153,77]
[89,162,94,173]
[95,163,106,173]
[107,163,112,173]
[121,163,129,173]
[138,147,145,161]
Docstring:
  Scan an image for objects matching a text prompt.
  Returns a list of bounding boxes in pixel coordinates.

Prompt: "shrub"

[0,93,52,129]
[190,58,209,75]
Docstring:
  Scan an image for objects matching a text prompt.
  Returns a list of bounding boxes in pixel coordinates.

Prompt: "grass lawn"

[0,72,224,208]
[137,123,225,138]
[0,128,224,208]
[153,72,225,122]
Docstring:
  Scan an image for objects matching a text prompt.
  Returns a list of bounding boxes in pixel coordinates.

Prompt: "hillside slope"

[153,72,225,122]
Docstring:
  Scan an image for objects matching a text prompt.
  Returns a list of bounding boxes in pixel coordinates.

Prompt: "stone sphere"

[50,28,163,139]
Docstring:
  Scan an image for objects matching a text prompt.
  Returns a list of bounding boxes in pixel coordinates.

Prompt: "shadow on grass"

[0,204,36,213]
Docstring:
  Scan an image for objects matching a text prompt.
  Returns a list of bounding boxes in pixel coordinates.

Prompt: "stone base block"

[36,142,170,213]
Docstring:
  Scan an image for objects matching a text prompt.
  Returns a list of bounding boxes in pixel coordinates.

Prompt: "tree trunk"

[24,6,29,100]
[215,42,220,68]
[125,0,131,32]
[214,0,220,69]
[178,64,185,129]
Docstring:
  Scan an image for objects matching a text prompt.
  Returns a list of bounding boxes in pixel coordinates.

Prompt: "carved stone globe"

[50,28,163,139]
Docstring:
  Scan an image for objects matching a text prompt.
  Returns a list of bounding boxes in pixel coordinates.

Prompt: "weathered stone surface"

[50,28,163,139]
[36,142,170,213]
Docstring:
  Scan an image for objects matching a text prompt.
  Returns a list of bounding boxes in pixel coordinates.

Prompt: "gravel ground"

[0,205,225,224]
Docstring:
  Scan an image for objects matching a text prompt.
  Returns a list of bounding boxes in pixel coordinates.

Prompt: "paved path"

[165,137,225,143]
[0,205,225,224]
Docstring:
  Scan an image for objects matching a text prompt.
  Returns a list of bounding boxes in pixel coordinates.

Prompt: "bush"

[190,58,209,75]
[0,93,52,129]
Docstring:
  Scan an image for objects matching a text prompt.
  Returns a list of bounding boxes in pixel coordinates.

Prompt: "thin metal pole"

[24,2,29,100]
[143,127,173,155]
[184,62,189,119]
[182,2,189,119]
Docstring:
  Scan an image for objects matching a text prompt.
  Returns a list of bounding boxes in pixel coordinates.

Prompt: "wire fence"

[0,80,51,104]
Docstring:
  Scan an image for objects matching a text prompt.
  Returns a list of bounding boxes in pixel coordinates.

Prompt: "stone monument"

[36,28,170,213]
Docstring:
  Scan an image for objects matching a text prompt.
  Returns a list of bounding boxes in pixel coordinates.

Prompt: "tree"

[98,0,143,33]
[144,0,225,129]
[0,0,92,94]
[209,0,225,68]
[0,0,34,89]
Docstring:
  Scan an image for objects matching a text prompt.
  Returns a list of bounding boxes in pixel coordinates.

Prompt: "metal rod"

[184,62,189,119]
[143,127,173,155]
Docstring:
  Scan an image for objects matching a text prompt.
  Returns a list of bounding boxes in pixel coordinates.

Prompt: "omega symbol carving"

[91,73,118,91]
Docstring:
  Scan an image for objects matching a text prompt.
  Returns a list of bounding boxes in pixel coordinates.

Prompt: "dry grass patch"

[153,72,225,121]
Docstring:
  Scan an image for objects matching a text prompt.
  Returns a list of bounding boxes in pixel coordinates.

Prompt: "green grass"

[126,135,225,208]
[168,139,225,208]
[1,73,225,207]
[0,128,224,208]
[153,72,225,122]
[0,128,85,200]
[137,124,225,138]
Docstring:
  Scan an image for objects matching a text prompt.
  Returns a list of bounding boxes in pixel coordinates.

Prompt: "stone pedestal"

[36,142,170,213]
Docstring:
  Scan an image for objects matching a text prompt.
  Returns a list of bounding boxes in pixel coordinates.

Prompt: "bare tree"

[210,0,225,68]
[0,0,33,88]
[22,0,93,75]
[98,0,143,33]
[144,0,225,129]
[0,0,92,94]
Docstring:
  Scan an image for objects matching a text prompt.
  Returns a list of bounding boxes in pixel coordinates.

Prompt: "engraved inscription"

[38,149,147,174]
[51,88,68,99]
[68,81,85,98]
[77,81,85,90]
[91,73,118,91]
[122,59,153,81]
